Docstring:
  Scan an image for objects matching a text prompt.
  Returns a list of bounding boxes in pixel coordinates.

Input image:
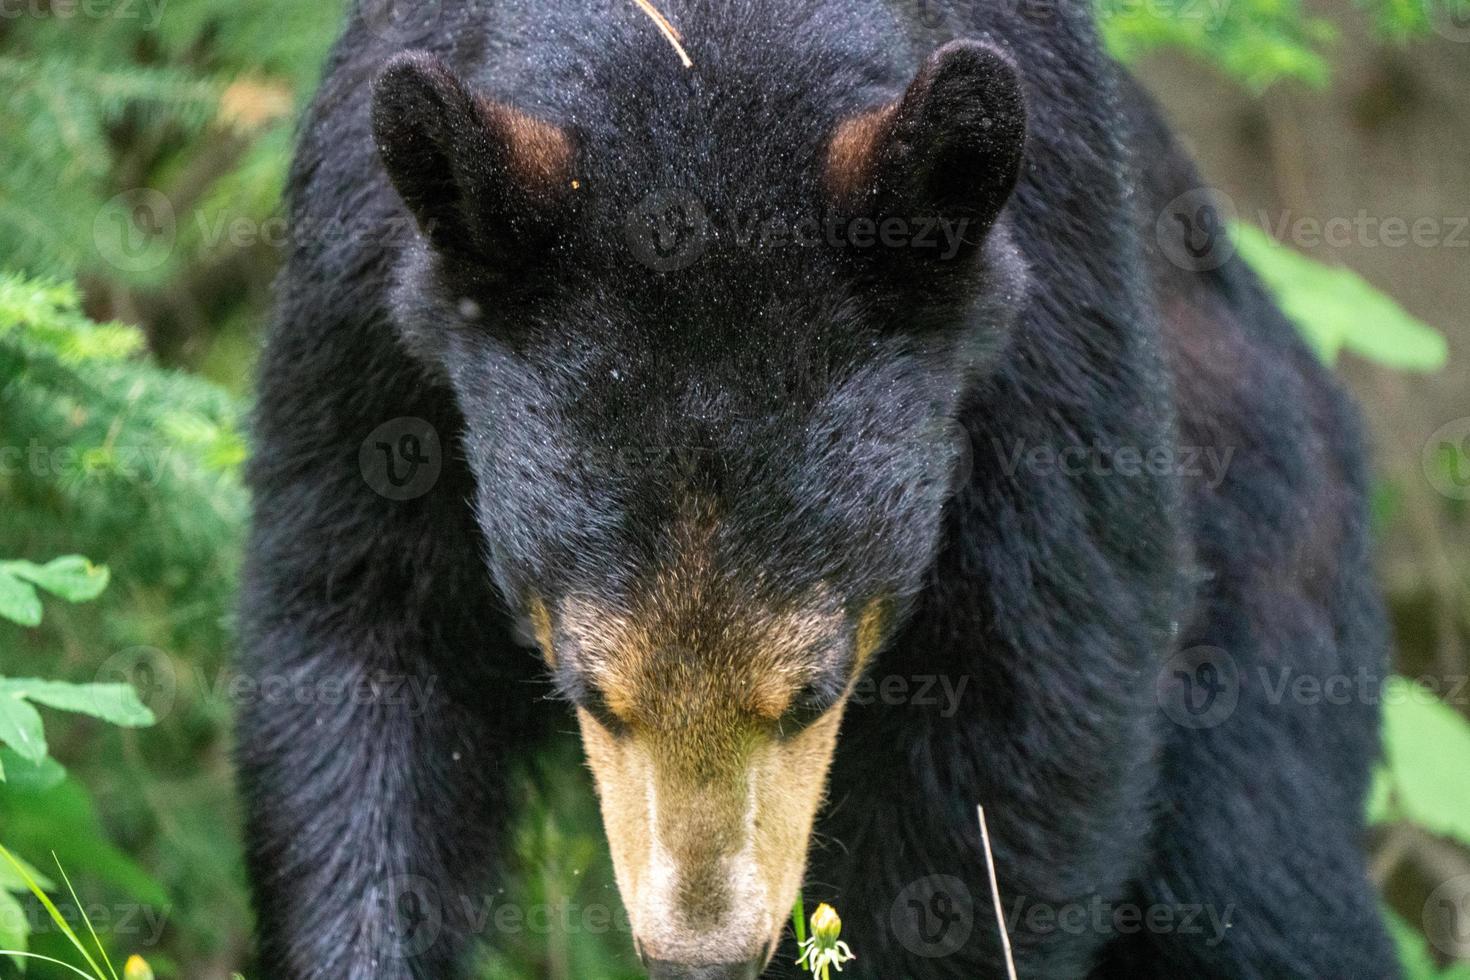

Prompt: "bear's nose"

[644,956,765,980]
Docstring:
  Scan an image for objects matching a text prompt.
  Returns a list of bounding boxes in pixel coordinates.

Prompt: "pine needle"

[977,806,1019,980]
[629,0,693,69]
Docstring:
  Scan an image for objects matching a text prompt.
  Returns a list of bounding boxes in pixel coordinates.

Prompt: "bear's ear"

[826,40,1026,248]
[372,51,573,257]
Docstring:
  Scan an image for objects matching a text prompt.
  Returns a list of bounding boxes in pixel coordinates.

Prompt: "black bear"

[237,0,1398,977]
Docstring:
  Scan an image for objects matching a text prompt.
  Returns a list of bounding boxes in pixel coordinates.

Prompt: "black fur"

[237,0,1397,977]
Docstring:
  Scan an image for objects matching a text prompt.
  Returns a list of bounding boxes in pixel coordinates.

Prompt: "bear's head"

[372,39,1027,978]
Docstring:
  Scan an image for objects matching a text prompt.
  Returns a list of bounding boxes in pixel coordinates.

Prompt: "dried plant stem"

[978,805,1019,980]
[630,0,693,68]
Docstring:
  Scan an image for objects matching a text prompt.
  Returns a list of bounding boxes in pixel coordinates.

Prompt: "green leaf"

[1389,910,1440,980]
[0,680,155,728]
[1381,678,1470,846]
[0,886,28,970]
[1234,223,1448,372]
[0,697,46,764]
[0,779,167,907]
[0,851,53,893]
[0,569,43,628]
[0,750,65,793]
[3,557,110,603]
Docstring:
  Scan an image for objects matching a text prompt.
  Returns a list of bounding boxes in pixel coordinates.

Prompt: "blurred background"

[0,0,1467,977]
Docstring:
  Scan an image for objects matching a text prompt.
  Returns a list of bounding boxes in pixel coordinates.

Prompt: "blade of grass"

[0,949,102,979]
[0,844,107,980]
[55,854,119,980]
[791,892,807,947]
[977,806,1018,980]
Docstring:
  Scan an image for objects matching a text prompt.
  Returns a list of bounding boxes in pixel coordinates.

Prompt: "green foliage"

[0,0,338,288]
[0,274,245,976]
[1,0,1467,976]
[1373,679,1470,846]
[1099,0,1470,88]
[1234,223,1448,371]
[1392,912,1470,980]
[1100,0,1336,89]
[476,749,642,980]
[0,558,109,630]
[0,561,156,970]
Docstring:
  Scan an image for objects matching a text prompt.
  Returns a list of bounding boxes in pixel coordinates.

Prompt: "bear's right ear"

[372,51,573,257]
[826,40,1027,254]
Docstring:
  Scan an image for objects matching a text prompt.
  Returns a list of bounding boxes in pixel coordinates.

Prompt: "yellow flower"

[796,902,856,979]
[811,903,842,944]
[124,956,156,980]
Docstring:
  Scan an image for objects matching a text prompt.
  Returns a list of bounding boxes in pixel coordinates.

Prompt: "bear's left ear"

[372,50,574,258]
[826,40,1027,249]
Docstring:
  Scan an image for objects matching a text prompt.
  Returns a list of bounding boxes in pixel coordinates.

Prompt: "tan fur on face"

[566,581,891,966]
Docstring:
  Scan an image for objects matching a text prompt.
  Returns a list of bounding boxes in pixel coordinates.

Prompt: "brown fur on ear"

[854,596,891,670]
[825,102,897,206]
[480,101,575,197]
[372,50,576,254]
[822,41,1027,237]
[527,595,557,667]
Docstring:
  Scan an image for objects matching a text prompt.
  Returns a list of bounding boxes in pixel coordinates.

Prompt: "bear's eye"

[578,686,631,737]
[555,668,631,736]
[776,675,845,737]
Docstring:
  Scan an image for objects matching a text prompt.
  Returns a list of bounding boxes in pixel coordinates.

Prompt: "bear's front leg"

[234,617,544,980]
